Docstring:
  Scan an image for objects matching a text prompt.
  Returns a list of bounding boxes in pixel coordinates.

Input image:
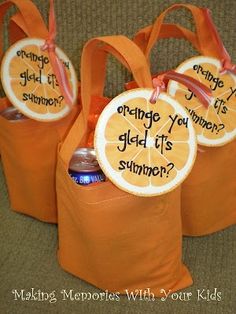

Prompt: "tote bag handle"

[134,3,220,59]
[0,0,48,59]
[134,22,200,53]
[60,35,153,164]
[8,12,29,44]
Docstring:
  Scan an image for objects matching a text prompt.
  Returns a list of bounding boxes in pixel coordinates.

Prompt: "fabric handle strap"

[0,0,48,59]
[8,13,28,44]
[60,35,153,164]
[134,22,200,52]
[138,3,220,59]
[202,9,236,74]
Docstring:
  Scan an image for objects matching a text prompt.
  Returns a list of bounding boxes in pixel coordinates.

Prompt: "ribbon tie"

[149,75,166,104]
[220,59,236,75]
[41,0,73,107]
[41,39,56,52]
[150,70,212,107]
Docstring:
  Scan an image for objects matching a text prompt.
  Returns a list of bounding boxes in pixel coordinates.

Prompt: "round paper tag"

[168,56,236,146]
[94,89,197,197]
[1,38,78,121]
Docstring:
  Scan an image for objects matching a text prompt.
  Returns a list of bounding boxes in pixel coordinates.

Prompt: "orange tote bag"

[133,4,236,236]
[0,0,80,223]
[0,7,25,157]
[57,35,193,296]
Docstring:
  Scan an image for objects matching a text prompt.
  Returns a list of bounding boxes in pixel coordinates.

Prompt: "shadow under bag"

[0,0,80,223]
[56,35,193,295]
[134,3,236,236]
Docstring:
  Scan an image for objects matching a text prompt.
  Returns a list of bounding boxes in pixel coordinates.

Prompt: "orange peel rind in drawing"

[94,88,197,197]
[168,56,236,146]
[1,38,78,122]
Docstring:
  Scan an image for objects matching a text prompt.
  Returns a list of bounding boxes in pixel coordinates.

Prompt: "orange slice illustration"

[167,56,236,146]
[1,38,78,121]
[94,89,197,197]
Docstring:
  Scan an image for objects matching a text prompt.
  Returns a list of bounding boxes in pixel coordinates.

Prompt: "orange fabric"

[87,95,111,146]
[134,4,219,58]
[133,3,236,236]
[134,22,200,53]
[0,101,79,223]
[57,35,193,295]
[0,0,80,223]
[0,0,48,59]
[182,143,236,235]
[127,11,202,89]
[8,13,27,45]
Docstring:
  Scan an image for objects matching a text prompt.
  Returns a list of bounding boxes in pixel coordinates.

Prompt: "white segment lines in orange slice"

[95,88,197,197]
[168,56,236,146]
[1,38,78,122]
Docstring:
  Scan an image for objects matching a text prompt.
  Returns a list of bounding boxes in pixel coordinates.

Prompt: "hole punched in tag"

[149,70,212,107]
